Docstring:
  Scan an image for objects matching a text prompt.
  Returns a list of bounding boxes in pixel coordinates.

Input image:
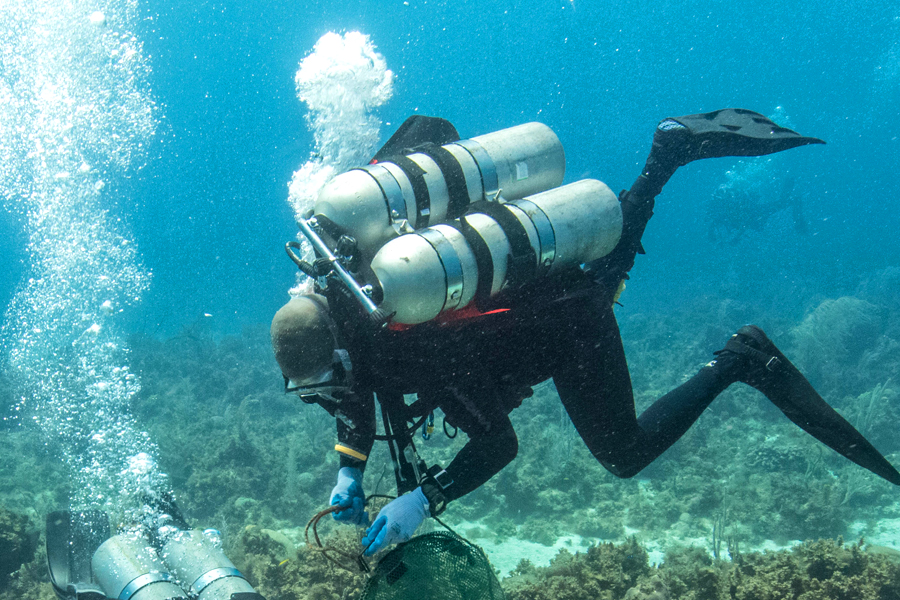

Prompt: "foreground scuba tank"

[91,534,187,600]
[314,122,565,261]
[370,179,623,324]
[162,529,260,600]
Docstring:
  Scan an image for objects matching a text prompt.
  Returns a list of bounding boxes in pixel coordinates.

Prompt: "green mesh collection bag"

[358,531,505,600]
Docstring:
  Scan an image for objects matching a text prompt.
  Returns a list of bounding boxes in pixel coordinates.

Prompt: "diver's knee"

[494,425,519,468]
[598,456,645,479]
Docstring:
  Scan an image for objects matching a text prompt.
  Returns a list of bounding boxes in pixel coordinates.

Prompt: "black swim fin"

[766,369,900,486]
[370,115,460,163]
[631,108,825,199]
[725,326,900,486]
[654,108,826,167]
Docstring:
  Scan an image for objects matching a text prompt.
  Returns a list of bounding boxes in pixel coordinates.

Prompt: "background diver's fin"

[370,115,460,163]
[656,108,826,166]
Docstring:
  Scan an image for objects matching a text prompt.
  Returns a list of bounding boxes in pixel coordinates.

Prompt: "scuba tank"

[369,179,622,324]
[313,122,565,262]
[290,117,622,327]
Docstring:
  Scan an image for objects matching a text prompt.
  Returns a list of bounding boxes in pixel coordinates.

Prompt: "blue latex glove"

[330,467,368,526]
[362,487,429,556]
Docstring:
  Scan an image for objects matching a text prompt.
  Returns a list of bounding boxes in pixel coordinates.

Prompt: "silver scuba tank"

[313,122,565,262]
[369,179,623,324]
[91,534,188,600]
[161,529,258,600]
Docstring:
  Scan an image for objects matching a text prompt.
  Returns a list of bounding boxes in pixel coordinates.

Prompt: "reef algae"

[0,506,37,584]
[503,537,900,600]
[0,506,53,600]
[230,524,368,600]
[503,538,652,600]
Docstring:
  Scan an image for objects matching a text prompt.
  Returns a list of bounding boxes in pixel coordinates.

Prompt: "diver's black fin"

[47,510,110,599]
[657,108,825,165]
[769,380,900,486]
[371,115,460,163]
[728,326,900,486]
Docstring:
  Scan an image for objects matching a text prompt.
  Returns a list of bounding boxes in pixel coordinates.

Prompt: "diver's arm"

[335,390,376,471]
[440,414,518,503]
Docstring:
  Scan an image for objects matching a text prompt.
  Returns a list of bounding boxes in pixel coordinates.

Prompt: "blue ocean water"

[1,0,898,335]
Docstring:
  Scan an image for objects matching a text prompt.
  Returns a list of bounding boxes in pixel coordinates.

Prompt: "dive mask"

[284,348,353,406]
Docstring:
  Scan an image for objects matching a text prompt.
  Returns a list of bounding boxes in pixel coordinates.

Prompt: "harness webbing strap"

[389,155,431,229]
[451,218,494,308]
[378,392,420,495]
[720,336,782,372]
[417,145,471,219]
[467,201,537,287]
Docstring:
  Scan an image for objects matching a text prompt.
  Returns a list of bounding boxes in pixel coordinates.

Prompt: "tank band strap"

[508,198,556,276]
[390,155,431,229]
[453,138,499,200]
[191,567,245,596]
[354,164,408,227]
[119,572,178,600]
[418,227,465,312]
[451,218,494,309]
[417,145,470,219]
[467,201,537,287]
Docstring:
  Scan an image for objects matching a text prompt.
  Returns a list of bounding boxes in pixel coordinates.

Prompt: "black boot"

[713,325,900,485]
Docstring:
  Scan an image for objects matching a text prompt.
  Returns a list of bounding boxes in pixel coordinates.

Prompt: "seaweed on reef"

[230,524,368,600]
[0,506,56,600]
[658,545,722,600]
[0,506,38,585]
[726,538,900,600]
[503,538,652,600]
[501,537,900,600]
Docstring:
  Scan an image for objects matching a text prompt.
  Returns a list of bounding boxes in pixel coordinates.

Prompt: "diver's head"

[270,294,352,400]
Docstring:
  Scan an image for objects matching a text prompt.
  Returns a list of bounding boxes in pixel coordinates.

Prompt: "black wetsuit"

[327,261,732,502]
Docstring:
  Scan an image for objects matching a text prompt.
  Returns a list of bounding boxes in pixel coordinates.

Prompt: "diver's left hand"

[362,487,429,556]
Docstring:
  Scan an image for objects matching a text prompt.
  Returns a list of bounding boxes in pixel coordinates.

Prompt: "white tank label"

[516,161,529,180]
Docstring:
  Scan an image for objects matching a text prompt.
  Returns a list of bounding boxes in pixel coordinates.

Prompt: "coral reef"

[3,295,900,598]
[503,538,651,600]
[503,537,900,600]
[726,538,900,600]
[789,296,887,397]
[0,506,37,584]
[231,524,368,600]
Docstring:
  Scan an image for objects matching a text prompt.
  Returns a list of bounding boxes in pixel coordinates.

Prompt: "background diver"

[707,175,806,243]
[270,108,900,558]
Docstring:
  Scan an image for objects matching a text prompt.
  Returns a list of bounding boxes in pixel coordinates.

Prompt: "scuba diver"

[270,109,900,558]
[707,175,806,243]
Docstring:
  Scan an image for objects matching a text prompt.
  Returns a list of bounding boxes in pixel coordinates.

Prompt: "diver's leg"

[714,326,900,485]
[552,299,731,478]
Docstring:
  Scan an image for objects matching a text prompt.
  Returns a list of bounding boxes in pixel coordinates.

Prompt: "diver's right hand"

[330,467,368,526]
